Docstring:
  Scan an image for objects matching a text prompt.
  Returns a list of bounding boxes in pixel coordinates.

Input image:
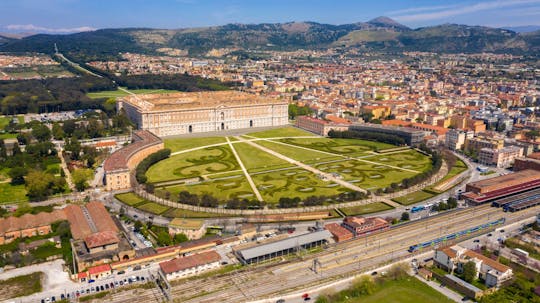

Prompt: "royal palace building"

[117,91,289,137]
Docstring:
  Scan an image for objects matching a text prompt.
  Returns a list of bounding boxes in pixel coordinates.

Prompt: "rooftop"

[467,169,540,191]
[159,250,221,274]
[103,130,163,172]
[0,210,67,235]
[120,91,285,112]
[84,231,120,249]
[236,230,331,261]
[169,218,204,230]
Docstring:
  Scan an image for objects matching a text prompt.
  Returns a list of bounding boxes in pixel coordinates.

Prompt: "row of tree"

[135,149,171,184]
[328,129,406,146]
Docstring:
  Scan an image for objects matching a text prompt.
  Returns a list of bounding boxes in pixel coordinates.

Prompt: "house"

[324,223,353,242]
[342,216,389,237]
[168,218,206,240]
[434,245,513,288]
[159,251,221,280]
[0,210,67,245]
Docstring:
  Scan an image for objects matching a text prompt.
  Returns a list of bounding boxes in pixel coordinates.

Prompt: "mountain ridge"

[0,17,538,59]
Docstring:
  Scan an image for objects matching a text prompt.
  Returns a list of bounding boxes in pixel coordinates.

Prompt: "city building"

[295,116,349,136]
[168,218,206,240]
[434,245,513,288]
[349,123,428,146]
[324,223,353,242]
[445,129,474,151]
[159,251,221,281]
[478,146,523,168]
[462,169,540,204]
[65,202,135,272]
[359,105,391,120]
[118,91,288,137]
[464,135,505,154]
[341,216,390,237]
[103,130,164,191]
[514,152,540,172]
[0,210,67,245]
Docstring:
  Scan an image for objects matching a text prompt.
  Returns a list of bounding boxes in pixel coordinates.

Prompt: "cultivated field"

[144,127,432,205]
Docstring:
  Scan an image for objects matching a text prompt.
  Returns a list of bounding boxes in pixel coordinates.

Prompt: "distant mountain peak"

[367,16,409,30]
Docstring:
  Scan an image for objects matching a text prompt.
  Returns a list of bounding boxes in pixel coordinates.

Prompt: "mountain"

[367,16,410,31]
[0,17,538,60]
[503,25,540,33]
[0,34,16,46]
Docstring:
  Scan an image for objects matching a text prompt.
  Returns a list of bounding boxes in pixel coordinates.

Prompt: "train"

[407,217,505,253]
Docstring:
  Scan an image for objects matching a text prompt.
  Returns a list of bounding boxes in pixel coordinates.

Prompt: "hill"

[0,17,538,59]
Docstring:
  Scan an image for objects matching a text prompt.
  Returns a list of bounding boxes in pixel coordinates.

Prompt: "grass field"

[339,202,394,216]
[147,129,432,205]
[136,202,170,215]
[146,145,240,183]
[246,126,314,138]
[0,183,28,204]
[163,175,255,201]
[233,142,293,172]
[0,272,43,301]
[165,137,226,152]
[392,190,435,205]
[86,88,180,99]
[252,168,350,202]
[347,277,454,303]
[115,192,145,206]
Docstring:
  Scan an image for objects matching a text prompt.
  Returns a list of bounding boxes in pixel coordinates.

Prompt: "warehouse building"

[349,123,428,146]
[234,230,331,264]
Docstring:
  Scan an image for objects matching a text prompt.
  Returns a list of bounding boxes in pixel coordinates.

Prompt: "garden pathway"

[235,136,368,194]
[226,137,264,201]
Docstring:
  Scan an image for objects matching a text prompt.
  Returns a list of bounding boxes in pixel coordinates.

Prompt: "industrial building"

[234,230,332,264]
[462,169,540,205]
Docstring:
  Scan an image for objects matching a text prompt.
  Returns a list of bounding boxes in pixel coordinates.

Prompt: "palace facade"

[117,91,289,137]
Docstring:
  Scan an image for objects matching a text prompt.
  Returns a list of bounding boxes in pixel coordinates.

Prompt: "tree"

[525,130,540,141]
[72,168,91,192]
[173,233,188,244]
[31,123,51,142]
[447,197,458,209]
[25,170,54,200]
[400,212,410,221]
[463,261,477,283]
[52,122,64,140]
[8,167,27,185]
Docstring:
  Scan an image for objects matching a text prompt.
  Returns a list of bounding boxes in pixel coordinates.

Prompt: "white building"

[118,91,288,137]
[445,129,474,151]
[158,251,221,281]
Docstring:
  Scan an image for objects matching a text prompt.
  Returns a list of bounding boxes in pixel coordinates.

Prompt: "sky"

[1,0,540,34]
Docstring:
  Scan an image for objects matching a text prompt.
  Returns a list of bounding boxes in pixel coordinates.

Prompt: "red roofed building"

[103,130,164,191]
[324,223,353,242]
[342,216,390,237]
[84,231,120,253]
[0,210,67,245]
[87,264,112,280]
[159,251,221,280]
[296,115,349,136]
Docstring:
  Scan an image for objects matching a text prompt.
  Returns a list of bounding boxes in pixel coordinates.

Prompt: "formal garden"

[138,127,435,208]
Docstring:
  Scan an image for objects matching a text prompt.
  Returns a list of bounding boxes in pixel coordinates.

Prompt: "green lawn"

[278,137,394,156]
[251,168,350,203]
[86,88,181,99]
[0,183,28,204]
[315,159,419,191]
[146,145,240,183]
[392,190,435,205]
[347,277,454,303]
[246,126,314,138]
[256,140,341,163]
[233,142,293,172]
[165,137,227,152]
[115,192,146,206]
[136,202,171,215]
[368,150,433,173]
[163,175,256,201]
[339,202,394,216]
[0,272,43,301]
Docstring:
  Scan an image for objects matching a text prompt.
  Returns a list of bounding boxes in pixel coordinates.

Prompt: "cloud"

[5,24,96,33]
[391,0,540,22]
[387,4,460,16]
